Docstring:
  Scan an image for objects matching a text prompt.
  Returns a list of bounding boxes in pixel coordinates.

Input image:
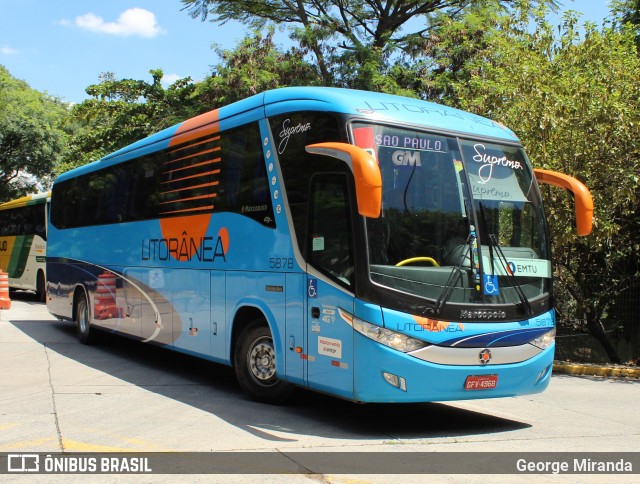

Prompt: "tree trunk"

[586,317,621,364]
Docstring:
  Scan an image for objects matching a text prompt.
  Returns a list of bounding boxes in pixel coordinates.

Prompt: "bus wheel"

[234,320,293,403]
[36,271,46,302]
[75,291,97,345]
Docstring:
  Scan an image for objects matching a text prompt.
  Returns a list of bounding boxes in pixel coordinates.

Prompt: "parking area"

[1,294,639,482]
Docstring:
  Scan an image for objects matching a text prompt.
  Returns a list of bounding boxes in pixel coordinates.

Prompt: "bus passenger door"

[305,174,356,400]
[285,272,306,386]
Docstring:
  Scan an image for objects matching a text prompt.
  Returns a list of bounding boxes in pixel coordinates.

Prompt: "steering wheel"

[395,257,440,267]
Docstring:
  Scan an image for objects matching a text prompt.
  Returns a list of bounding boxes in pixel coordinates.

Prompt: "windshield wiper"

[477,201,532,317]
[429,232,474,316]
[488,233,533,317]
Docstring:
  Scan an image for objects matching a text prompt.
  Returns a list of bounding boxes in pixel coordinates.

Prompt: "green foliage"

[181,0,560,91]
[196,29,322,108]
[0,65,68,201]
[59,69,198,173]
[611,0,640,51]
[432,4,640,362]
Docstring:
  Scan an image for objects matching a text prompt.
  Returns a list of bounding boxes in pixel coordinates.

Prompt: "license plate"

[464,374,498,390]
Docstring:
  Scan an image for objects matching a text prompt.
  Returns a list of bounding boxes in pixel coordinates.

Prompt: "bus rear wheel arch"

[233,318,293,404]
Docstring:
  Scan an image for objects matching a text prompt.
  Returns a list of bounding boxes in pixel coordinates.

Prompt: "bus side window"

[308,174,354,288]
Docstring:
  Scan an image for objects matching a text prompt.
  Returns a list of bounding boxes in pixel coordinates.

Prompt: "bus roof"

[263,87,518,140]
[0,191,50,210]
[55,87,519,182]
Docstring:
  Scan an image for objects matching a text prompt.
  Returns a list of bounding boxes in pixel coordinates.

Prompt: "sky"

[0,0,617,104]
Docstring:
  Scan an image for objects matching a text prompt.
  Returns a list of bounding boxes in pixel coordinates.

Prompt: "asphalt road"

[1,292,638,483]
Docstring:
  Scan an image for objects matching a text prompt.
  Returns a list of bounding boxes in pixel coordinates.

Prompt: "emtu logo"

[506,262,516,275]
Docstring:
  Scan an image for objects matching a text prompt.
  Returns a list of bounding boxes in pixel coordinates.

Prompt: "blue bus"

[46,87,593,403]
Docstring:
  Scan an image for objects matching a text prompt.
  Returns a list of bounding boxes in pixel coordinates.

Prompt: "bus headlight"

[339,308,427,353]
[530,327,556,350]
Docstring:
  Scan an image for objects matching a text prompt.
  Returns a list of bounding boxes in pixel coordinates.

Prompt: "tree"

[0,66,68,201]
[195,28,321,108]
[434,6,640,363]
[180,0,559,90]
[612,0,640,51]
[59,69,198,173]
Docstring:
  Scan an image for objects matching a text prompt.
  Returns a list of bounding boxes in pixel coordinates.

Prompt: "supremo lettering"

[472,143,523,183]
[141,236,226,262]
[278,119,312,154]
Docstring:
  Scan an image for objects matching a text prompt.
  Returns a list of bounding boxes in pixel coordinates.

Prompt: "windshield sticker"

[483,274,500,296]
[312,236,325,251]
[353,127,378,162]
[392,150,422,167]
[468,171,528,202]
[374,134,447,153]
[278,119,312,154]
[482,257,552,278]
[472,143,523,184]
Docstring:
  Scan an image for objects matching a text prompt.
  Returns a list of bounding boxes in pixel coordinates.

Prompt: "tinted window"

[308,175,355,288]
[0,203,47,239]
[269,112,346,255]
[50,123,274,229]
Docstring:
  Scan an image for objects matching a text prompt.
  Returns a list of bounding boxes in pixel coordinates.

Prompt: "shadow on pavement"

[8,293,531,443]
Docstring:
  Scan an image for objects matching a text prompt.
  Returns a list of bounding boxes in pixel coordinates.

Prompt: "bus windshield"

[354,123,550,310]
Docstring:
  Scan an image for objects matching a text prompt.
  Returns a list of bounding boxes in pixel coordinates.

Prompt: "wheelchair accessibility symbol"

[308,278,318,298]
[483,275,500,296]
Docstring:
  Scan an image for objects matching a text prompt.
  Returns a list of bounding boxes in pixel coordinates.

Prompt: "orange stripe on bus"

[159,205,215,215]
[169,135,221,155]
[160,169,221,185]
[162,159,221,175]
[160,182,219,196]
[164,147,221,166]
[160,192,217,203]
[169,109,220,146]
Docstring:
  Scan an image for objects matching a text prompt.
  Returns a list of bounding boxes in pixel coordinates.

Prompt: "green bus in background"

[0,192,49,301]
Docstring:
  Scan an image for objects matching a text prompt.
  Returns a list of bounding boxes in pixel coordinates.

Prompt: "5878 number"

[269,257,294,270]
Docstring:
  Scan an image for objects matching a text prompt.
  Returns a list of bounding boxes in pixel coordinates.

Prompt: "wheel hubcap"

[248,338,276,384]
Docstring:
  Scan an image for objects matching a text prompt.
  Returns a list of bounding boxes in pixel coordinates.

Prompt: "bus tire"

[75,290,97,345]
[36,271,46,302]
[233,320,293,403]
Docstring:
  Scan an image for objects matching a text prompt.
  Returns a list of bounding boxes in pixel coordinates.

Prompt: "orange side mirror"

[305,142,382,218]
[534,168,594,236]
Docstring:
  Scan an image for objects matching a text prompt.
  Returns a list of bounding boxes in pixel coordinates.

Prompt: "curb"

[553,361,640,379]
